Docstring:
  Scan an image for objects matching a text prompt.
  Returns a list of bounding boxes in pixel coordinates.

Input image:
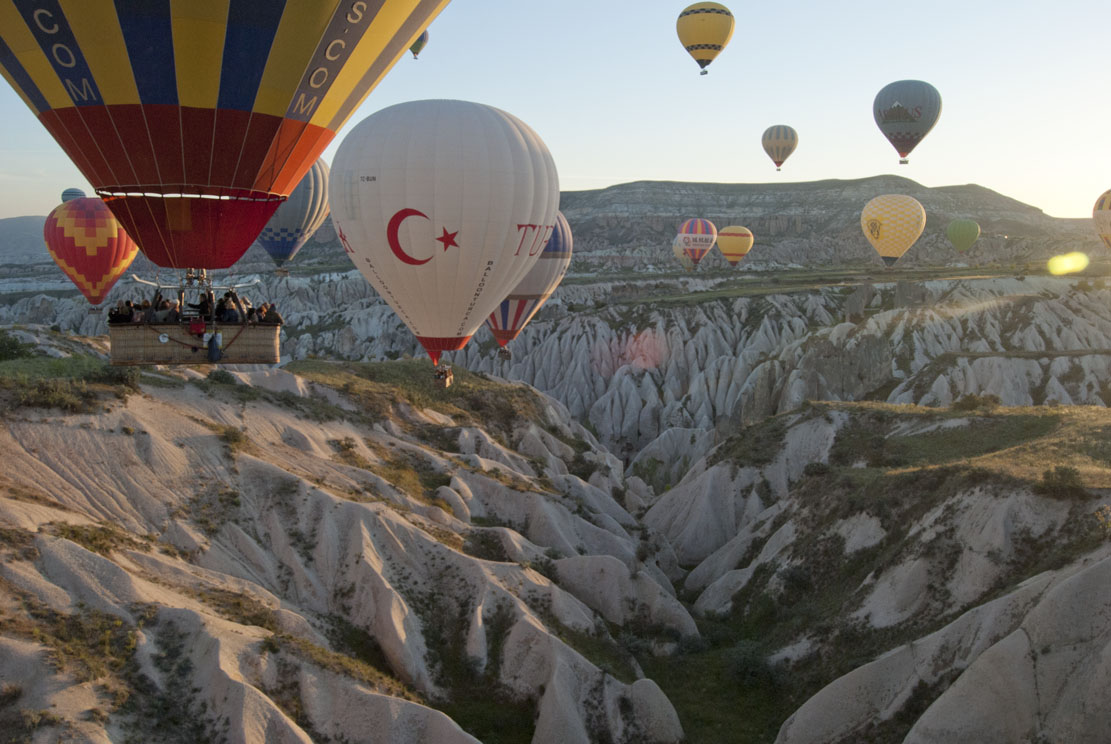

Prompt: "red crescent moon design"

[387,208,432,265]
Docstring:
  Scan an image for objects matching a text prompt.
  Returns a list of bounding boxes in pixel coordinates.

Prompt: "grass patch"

[0,353,141,414]
[709,416,787,468]
[45,522,151,556]
[286,359,546,444]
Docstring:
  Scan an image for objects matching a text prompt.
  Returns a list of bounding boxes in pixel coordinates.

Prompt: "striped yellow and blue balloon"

[257,158,330,268]
[0,0,449,269]
[761,125,797,170]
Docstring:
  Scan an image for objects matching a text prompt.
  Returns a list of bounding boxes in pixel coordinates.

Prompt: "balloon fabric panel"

[0,0,449,269]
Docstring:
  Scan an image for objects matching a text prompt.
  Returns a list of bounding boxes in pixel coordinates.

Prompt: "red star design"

[435,227,459,251]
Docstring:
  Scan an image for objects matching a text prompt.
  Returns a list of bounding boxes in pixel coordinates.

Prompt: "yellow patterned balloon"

[677,3,734,75]
[717,225,754,266]
[860,195,926,267]
[1094,190,1111,249]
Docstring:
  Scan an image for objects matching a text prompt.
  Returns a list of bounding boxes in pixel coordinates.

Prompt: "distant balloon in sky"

[717,225,754,265]
[44,197,137,305]
[673,236,695,271]
[486,211,572,347]
[0,1,448,270]
[410,29,429,58]
[761,126,798,171]
[1093,190,1111,249]
[677,218,717,266]
[256,159,330,269]
[946,219,980,253]
[861,195,926,267]
[331,100,559,366]
[60,188,85,203]
[874,80,942,164]
[677,3,734,75]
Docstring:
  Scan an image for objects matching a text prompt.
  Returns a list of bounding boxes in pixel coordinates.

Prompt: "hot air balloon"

[331,100,559,366]
[861,195,926,267]
[761,126,798,171]
[672,236,695,271]
[874,80,942,164]
[410,29,429,59]
[677,3,734,75]
[256,159,330,269]
[1094,190,1111,249]
[60,187,85,203]
[0,2,449,271]
[677,218,717,267]
[44,197,138,306]
[486,211,572,347]
[946,219,980,253]
[717,225,754,266]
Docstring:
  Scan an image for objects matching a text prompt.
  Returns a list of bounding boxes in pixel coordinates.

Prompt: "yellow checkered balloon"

[861,194,926,267]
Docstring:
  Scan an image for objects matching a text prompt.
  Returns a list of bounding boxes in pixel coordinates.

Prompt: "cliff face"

[3,332,1111,744]
[8,272,1111,474]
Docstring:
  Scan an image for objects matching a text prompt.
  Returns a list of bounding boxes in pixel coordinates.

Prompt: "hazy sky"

[1,0,1107,219]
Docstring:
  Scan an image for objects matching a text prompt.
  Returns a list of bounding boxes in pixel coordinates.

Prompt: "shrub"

[206,369,237,385]
[725,640,776,687]
[951,393,1001,412]
[1034,466,1088,500]
[803,462,831,477]
[0,332,33,361]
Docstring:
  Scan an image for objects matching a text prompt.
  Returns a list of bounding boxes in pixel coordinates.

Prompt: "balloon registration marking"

[386,208,459,266]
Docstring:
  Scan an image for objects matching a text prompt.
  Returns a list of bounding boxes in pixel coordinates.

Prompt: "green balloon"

[946,219,980,253]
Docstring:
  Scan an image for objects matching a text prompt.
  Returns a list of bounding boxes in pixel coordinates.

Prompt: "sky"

[1,0,1108,220]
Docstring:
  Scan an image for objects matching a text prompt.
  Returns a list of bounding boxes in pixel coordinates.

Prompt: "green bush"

[951,393,1001,412]
[803,462,831,477]
[726,640,776,687]
[205,369,237,385]
[1033,466,1088,500]
[0,331,33,361]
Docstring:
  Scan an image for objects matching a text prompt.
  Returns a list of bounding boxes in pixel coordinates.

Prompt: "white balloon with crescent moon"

[330,100,560,365]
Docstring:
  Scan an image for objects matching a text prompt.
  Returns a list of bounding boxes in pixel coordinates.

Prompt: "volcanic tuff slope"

[2,332,1111,743]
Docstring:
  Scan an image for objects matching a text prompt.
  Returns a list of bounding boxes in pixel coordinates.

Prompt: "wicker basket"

[109,323,281,366]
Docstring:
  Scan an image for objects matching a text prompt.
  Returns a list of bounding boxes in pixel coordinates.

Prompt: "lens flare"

[1047,252,1090,275]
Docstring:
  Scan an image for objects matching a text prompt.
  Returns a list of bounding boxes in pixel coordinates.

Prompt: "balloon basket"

[109,322,280,366]
[899,158,909,165]
[497,348,512,361]
[699,70,708,76]
[434,364,454,388]
[87,307,103,315]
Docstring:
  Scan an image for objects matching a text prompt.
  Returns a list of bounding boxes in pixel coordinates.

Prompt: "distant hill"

[0,215,50,265]
[560,175,1102,267]
[2,176,1102,273]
